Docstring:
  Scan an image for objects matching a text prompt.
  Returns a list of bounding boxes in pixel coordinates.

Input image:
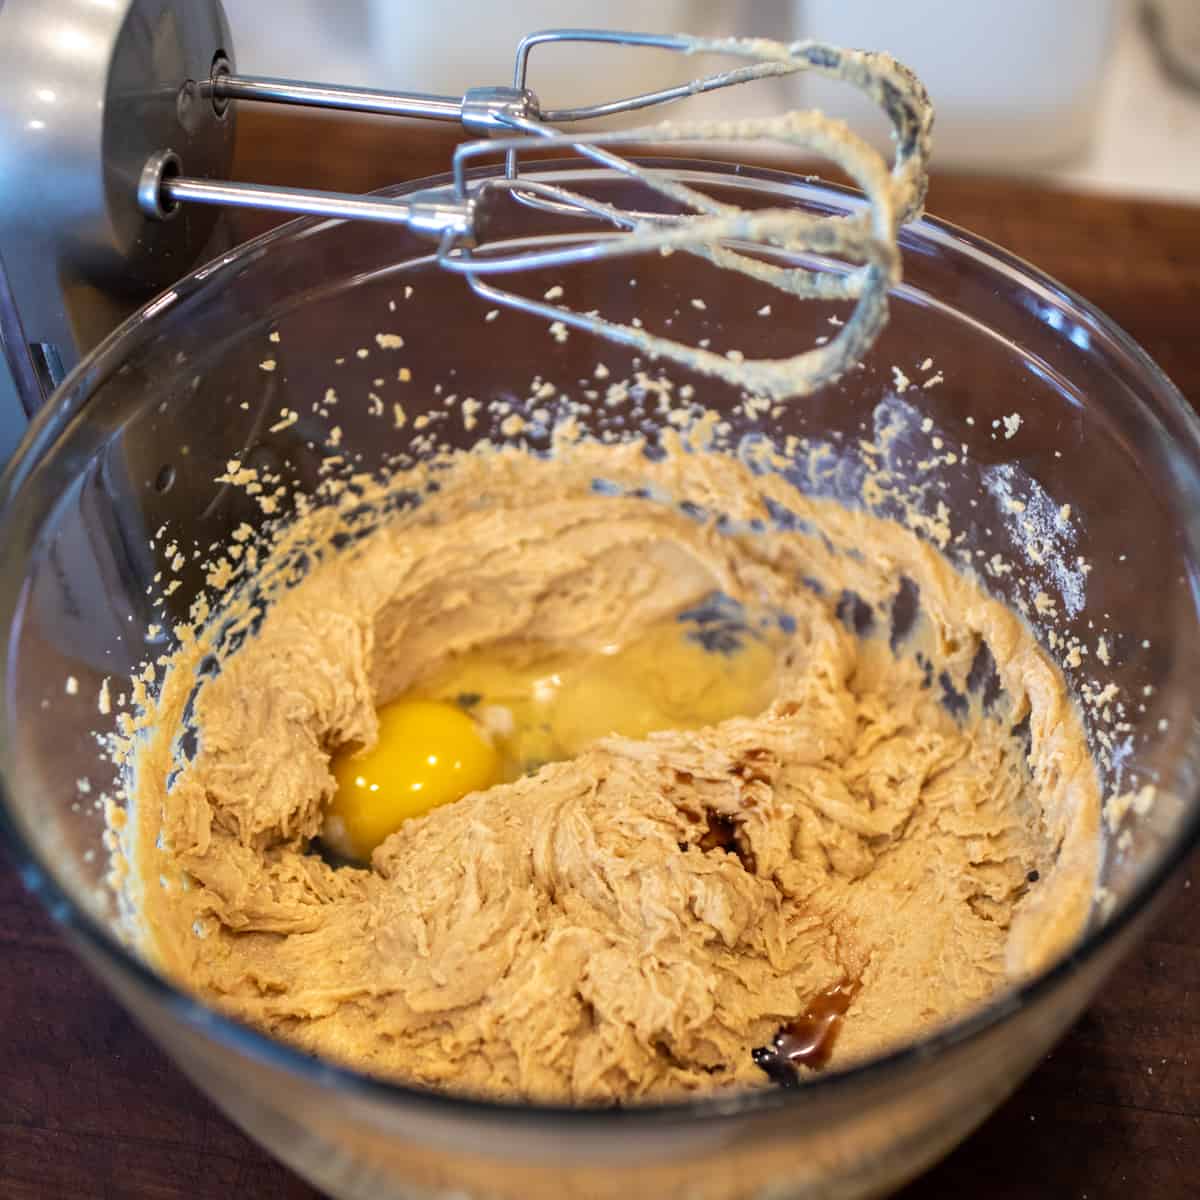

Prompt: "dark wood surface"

[3,108,1199,1199]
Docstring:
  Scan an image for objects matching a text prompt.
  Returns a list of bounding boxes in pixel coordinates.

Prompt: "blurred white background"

[222,0,1200,200]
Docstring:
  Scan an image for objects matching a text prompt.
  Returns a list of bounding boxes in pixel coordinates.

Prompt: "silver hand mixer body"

[0,0,931,419]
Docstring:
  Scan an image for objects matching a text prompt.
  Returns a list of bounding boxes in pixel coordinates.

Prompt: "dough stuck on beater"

[443,35,935,400]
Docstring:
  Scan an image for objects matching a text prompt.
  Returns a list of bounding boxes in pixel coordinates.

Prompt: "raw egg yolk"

[323,698,500,861]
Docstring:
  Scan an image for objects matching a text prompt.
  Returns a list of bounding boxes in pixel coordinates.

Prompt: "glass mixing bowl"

[1,163,1198,1200]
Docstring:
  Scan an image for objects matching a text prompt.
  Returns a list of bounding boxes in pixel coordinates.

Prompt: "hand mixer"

[0,0,932,423]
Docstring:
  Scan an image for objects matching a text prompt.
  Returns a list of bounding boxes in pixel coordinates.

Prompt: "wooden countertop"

[2,109,1199,1199]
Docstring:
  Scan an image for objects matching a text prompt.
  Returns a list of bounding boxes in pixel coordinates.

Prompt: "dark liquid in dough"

[752,981,860,1086]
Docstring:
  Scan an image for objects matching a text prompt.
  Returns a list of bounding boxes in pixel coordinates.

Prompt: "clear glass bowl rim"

[1,159,1198,1131]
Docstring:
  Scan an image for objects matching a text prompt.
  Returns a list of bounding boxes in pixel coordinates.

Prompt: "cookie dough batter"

[123,441,1099,1103]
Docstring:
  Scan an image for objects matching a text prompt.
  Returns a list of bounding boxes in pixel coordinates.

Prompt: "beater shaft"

[207,71,536,135]
[150,165,473,239]
[210,75,466,123]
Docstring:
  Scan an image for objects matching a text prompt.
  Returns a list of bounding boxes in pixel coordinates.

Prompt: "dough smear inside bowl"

[112,429,1100,1105]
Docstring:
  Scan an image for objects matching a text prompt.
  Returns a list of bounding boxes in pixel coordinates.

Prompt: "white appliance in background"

[1146,0,1200,88]
[789,0,1122,169]
[365,0,731,100]
[223,0,1123,170]
[220,0,374,91]
[222,0,742,115]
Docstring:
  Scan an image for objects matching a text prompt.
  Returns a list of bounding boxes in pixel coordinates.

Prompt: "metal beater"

[0,1,932,421]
